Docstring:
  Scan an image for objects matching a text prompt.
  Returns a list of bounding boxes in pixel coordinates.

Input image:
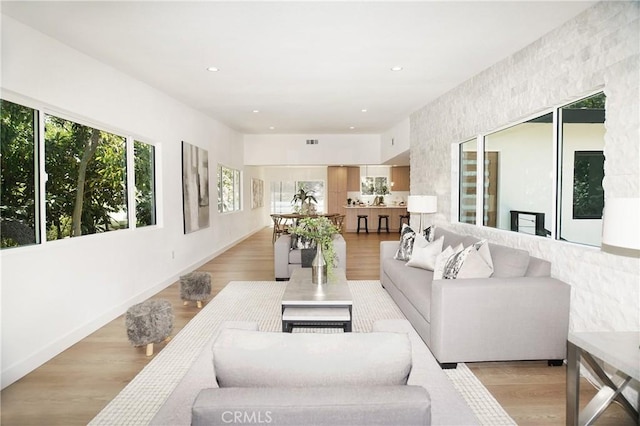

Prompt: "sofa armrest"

[430,277,570,363]
[274,234,292,279]
[331,233,347,269]
[192,386,430,426]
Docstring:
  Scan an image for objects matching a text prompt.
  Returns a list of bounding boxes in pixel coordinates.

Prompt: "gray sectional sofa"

[152,320,479,425]
[380,227,571,368]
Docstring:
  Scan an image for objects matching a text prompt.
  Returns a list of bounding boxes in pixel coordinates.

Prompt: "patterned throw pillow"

[443,239,493,279]
[394,224,416,261]
[433,244,464,280]
[423,225,437,243]
[290,234,316,250]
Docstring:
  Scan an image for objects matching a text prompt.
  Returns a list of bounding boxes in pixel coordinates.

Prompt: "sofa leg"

[439,362,457,369]
[548,359,564,367]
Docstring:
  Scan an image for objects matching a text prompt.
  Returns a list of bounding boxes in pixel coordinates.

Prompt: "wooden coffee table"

[281,268,352,332]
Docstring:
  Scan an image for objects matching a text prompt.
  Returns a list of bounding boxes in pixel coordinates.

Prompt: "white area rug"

[91,280,515,425]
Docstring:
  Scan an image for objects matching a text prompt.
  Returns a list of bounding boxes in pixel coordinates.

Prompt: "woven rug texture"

[90,280,515,425]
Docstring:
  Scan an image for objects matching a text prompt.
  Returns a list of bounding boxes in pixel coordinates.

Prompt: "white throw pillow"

[433,243,463,280]
[406,236,444,271]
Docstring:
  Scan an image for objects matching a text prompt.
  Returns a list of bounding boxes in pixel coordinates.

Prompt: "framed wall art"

[182,141,210,234]
[251,178,264,209]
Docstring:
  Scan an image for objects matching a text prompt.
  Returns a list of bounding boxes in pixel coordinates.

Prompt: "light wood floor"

[1,228,634,425]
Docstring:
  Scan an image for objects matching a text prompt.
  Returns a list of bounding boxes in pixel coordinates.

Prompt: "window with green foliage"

[1,98,158,249]
[134,141,156,227]
[217,164,241,213]
[44,114,128,239]
[0,99,39,248]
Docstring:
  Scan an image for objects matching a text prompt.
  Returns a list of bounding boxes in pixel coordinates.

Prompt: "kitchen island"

[343,205,408,232]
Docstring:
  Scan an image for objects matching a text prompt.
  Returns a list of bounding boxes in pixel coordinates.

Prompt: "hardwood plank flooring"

[0,228,634,425]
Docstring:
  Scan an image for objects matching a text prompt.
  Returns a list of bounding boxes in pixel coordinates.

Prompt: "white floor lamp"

[407,195,438,233]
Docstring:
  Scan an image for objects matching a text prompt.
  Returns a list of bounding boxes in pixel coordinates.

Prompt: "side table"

[566,331,640,425]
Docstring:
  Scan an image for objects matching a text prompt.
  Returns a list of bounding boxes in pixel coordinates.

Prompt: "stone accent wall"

[410,1,639,332]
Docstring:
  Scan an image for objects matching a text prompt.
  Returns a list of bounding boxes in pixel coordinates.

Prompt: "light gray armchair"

[274,234,346,280]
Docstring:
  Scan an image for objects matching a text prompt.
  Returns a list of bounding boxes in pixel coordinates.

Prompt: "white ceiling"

[2,1,596,135]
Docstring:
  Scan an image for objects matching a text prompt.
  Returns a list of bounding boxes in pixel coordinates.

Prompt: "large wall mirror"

[458,139,477,224]
[483,112,554,236]
[458,91,605,247]
[559,92,605,246]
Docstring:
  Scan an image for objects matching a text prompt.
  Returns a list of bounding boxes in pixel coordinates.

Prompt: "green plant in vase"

[291,188,318,214]
[289,216,339,273]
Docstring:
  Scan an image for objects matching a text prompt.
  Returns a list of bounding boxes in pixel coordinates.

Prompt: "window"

[44,114,128,239]
[270,180,325,214]
[458,91,606,246]
[217,164,241,213]
[1,98,158,249]
[134,141,156,227]
[0,100,39,248]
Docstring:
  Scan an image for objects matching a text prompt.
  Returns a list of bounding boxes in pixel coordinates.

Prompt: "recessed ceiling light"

[349,126,356,130]
[206,66,220,72]
[390,66,403,71]
[269,126,275,130]
[252,110,260,113]
[361,109,367,113]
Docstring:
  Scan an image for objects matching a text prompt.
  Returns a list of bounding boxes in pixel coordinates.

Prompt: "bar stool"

[399,214,410,233]
[357,215,369,234]
[377,215,390,233]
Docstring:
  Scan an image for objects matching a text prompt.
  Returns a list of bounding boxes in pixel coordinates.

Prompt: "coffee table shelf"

[281,268,352,332]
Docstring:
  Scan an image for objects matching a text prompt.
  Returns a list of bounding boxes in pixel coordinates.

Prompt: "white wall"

[411,1,639,334]
[410,2,639,402]
[244,134,380,166]
[380,118,410,164]
[0,16,268,388]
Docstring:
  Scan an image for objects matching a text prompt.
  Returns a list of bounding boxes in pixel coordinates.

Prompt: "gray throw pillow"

[394,224,416,261]
[212,329,412,388]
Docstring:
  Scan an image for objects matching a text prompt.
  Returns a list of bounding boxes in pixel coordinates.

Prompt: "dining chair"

[271,214,290,243]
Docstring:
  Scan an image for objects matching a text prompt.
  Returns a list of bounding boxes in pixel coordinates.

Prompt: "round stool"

[180,271,212,308]
[126,299,174,356]
[399,214,410,233]
[377,215,390,233]
[357,215,369,234]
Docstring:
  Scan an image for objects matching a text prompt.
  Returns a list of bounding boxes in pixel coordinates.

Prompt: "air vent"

[306,139,319,145]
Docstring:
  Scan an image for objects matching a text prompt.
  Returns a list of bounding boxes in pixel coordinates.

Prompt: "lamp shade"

[407,195,437,214]
[602,197,640,250]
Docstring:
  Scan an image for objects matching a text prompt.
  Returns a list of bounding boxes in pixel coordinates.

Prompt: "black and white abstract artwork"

[182,141,210,234]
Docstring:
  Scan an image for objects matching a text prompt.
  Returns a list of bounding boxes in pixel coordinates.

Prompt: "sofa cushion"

[212,329,412,388]
[488,243,530,277]
[406,235,444,271]
[433,228,467,248]
[192,386,431,426]
[384,258,434,322]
